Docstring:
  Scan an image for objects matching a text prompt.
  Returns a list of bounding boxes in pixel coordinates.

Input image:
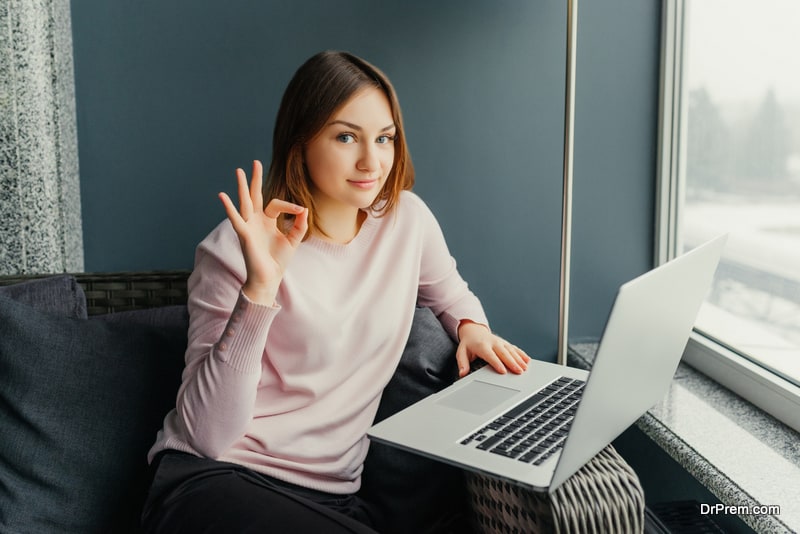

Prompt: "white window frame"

[656,0,800,433]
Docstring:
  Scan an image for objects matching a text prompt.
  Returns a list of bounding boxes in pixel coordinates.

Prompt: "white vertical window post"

[559,0,578,365]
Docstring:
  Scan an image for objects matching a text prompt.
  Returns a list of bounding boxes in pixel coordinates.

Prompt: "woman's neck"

[314,207,367,244]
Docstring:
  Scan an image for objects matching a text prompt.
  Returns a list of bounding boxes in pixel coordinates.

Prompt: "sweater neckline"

[305,211,379,256]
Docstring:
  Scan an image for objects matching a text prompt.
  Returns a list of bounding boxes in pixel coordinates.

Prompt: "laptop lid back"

[549,235,726,490]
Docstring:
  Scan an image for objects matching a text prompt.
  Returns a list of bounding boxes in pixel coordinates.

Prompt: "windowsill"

[569,341,800,533]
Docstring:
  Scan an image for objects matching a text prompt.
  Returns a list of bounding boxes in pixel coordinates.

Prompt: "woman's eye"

[377,135,395,144]
[337,134,355,143]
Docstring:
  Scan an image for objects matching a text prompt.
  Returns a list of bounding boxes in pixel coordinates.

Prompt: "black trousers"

[141,450,379,533]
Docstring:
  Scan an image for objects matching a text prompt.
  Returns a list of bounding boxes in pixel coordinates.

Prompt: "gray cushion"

[361,306,468,533]
[0,295,187,533]
[0,275,87,318]
[91,304,189,329]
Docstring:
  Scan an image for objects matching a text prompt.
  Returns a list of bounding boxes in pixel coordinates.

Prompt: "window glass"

[682,0,800,385]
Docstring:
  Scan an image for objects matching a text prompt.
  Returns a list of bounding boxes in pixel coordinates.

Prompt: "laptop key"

[490,447,522,459]
[475,434,503,451]
[504,392,548,419]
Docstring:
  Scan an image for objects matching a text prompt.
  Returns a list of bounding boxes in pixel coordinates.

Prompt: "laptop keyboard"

[458,376,585,465]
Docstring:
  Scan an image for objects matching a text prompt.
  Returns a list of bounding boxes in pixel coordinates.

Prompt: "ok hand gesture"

[218,160,309,305]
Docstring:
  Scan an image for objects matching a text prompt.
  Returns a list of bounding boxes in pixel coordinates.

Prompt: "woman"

[142,50,530,533]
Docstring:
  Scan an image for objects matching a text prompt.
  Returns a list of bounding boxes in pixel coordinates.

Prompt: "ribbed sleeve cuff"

[213,290,279,373]
[440,309,490,342]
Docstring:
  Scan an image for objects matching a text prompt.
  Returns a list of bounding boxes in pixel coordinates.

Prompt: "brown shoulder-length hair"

[265,51,414,238]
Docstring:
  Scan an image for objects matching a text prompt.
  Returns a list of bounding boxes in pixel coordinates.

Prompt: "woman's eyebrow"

[328,120,396,132]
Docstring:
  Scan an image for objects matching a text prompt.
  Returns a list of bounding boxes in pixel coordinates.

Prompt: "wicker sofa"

[0,271,645,533]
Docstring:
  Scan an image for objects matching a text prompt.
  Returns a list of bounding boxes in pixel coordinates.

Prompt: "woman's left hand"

[455,321,531,378]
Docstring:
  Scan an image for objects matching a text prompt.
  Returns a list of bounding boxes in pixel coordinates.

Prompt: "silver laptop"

[368,235,726,492]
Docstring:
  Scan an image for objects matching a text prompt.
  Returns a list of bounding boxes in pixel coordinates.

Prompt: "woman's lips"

[348,179,378,190]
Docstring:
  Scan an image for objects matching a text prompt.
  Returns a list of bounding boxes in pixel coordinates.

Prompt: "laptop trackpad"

[436,380,520,415]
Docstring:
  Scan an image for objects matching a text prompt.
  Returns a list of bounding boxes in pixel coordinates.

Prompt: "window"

[658,0,800,432]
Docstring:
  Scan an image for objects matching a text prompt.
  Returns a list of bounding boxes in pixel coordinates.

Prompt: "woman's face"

[303,87,396,216]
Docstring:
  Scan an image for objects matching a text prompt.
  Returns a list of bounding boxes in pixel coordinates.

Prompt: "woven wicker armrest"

[74,270,191,315]
[0,271,191,315]
[466,444,645,533]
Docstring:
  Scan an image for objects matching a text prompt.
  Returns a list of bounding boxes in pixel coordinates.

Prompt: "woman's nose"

[357,145,380,173]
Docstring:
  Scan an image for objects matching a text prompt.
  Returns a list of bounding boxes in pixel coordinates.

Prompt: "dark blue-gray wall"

[571,1,660,337]
[70,0,659,361]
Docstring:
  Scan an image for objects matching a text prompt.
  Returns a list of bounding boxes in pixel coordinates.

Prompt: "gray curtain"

[0,0,83,275]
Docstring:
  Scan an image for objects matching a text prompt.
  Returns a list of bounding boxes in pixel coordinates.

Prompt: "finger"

[495,336,530,367]
[503,343,528,370]
[264,198,306,220]
[455,344,471,378]
[286,207,309,246]
[235,168,253,220]
[495,344,524,374]
[250,160,264,212]
[219,192,246,233]
[478,347,507,375]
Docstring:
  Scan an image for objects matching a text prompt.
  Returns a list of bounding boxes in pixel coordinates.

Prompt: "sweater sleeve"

[173,221,279,458]
[412,194,490,340]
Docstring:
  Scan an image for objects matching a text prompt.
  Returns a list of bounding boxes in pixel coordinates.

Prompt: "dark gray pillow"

[0,295,187,533]
[0,275,87,318]
[361,306,469,533]
[92,304,189,329]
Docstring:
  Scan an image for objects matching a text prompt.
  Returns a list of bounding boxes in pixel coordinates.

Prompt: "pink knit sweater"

[148,191,488,494]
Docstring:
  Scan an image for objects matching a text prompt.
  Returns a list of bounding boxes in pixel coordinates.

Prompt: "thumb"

[286,207,309,246]
[455,344,470,378]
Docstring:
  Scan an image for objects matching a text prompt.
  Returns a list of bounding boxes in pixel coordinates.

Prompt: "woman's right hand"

[218,160,309,305]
